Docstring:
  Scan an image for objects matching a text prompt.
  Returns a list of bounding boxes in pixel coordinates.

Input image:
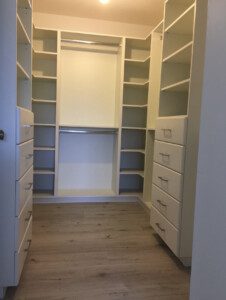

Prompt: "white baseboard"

[33,195,139,204]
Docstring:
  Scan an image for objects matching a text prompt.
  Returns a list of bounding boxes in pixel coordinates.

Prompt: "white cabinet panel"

[15,194,32,250]
[14,216,32,285]
[151,206,179,256]
[152,184,181,228]
[16,107,34,144]
[154,140,185,173]
[153,163,183,201]
[155,116,187,145]
[16,139,33,180]
[16,166,33,216]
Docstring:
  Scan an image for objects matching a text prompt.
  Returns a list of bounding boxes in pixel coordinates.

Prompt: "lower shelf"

[33,190,54,198]
[57,189,116,197]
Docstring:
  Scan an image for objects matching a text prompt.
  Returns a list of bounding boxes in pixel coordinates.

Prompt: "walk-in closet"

[1,0,223,299]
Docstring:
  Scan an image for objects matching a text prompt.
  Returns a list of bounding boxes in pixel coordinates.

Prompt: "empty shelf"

[18,0,32,9]
[120,170,144,178]
[34,147,55,151]
[122,127,146,131]
[32,98,56,104]
[33,50,57,60]
[124,81,149,88]
[32,74,57,81]
[123,104,147,108]
[161,79,190,92]
[163,42,193,64]
[34,169,55,175]
[121,149,145,154]
[17,14,31,44]
[34,123,56,127]
[17,62,30,79]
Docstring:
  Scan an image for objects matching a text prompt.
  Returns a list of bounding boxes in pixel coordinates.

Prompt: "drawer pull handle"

[157,200,167,207]
[25,182,33,191]
[161,128,172,138]
[25,211,32,222]
[158,176,168,182]
[155,223,165,232]
[25,154,33,159]
[159,152,170,157]
[24,239,32,252]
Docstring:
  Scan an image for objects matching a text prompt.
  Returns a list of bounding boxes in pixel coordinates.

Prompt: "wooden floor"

[6,203,190,300]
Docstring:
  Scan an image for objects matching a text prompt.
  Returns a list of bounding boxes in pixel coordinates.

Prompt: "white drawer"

[153,163,183,201]
[15,216,32,285]
[151,206,179,256]
[155,116,187,145]
[154,141,185,173]
[15,194,33,250]
[16,139,33,180]
[16,166,33,216]
[152,185,181,228]
[16,107,34,144]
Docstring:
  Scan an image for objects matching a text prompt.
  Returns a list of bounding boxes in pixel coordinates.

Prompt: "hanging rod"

[59,128,118,135]
[61,39,120,47]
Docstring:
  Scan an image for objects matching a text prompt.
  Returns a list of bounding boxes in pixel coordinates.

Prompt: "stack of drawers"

[150,116,187,256]
[15,107,34,283]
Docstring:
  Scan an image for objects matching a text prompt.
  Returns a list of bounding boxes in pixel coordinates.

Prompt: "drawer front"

[16,166,33,216]
[16,139,33,180]
[153,163,183,201]
[15,194,33,250]
[154,141,185,173]
[16,107,34,144]
[15,216,32,285]
[152,185,181,228]
[151,206,179,256]
[155,116,187,145]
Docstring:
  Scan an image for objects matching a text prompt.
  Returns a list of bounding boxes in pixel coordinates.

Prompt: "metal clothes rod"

[61,39,120,47]
[59,129,117,134]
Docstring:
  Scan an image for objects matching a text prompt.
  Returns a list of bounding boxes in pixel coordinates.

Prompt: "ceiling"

[33,0,164,26]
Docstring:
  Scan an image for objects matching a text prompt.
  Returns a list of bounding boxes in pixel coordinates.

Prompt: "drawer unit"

[15,195,32,250]
[16,139,33,180]
[154,141,185,173]
[14,216,32,285]
[16,166,33,216]
[153,163,183,201]
[152,184,181,228]
[151,206,179,256]
[155,116,187,145]
[16,107,34,144]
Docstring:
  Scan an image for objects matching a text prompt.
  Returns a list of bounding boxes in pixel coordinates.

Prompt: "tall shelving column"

[0,0,33,295]
[32,28,58,198]
[119,36,151,197]
[143,21,164,209]
[150,0,207,265]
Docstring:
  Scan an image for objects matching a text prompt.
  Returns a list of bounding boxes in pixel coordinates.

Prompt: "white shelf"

[125,56,150,66]
[32,74,57,81]
[17,14,31,44]
[119,191,143,197]
[17,62,30,79]
[123,104,147,108]
[163,42,193,64]
[165,4,195,35]
[33,191,54,198]
[34,147,55,151]
[121,149,145,154]
[57,189,116,197]
[17,0,32,9]
[34,169,55,175]
[122,127,146,131]
[34,123,56,127]
[32,98,56,104]
[161,79,190,92]
[33,50,57,60]
[124,81,149,88]
[120,170,144,178]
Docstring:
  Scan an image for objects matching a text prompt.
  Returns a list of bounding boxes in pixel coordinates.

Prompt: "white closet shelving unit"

[0,0,33,297]
[32,27,58,197]
[150,0,207,265]
[31,25,165,203]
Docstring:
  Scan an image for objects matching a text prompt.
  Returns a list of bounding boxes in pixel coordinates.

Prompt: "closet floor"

[6,203,190,300]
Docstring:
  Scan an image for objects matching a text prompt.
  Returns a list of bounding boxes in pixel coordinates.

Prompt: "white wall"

[33,12,153,38]
[190,1,226,299]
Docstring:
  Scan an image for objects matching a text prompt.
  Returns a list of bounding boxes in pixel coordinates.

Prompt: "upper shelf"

[33,50,57,60]
[17,15,31,44]
[165,4,195,35]
[161,79,190,92]
[163,42,193,64]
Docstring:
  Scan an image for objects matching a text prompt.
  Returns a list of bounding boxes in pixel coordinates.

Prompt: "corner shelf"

[165,4,195,35]
[32,98,56,104]
[163,42,193,64]
[33,49,57,60]
[124,81,149,88]
[161,79,190,92]
[17,62,30,79]
[17,14,31,44]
